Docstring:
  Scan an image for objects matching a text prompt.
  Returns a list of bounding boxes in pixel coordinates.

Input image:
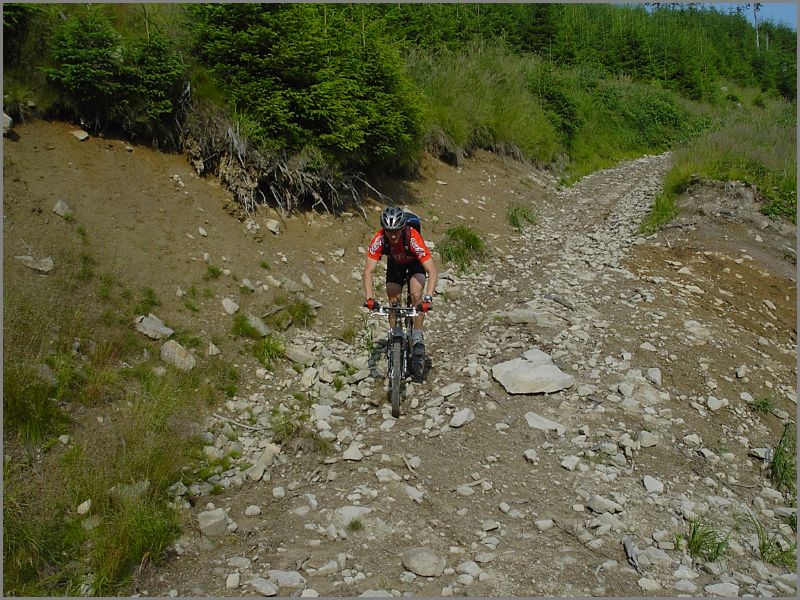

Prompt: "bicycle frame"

[373,303,420,418]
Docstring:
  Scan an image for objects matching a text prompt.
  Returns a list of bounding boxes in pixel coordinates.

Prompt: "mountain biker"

[363,206,438,360]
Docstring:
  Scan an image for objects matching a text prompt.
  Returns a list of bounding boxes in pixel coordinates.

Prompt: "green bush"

[42,6,184,141]
[187,3,423,172]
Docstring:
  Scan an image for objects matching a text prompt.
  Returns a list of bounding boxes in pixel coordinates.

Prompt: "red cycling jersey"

[367,226,431,265]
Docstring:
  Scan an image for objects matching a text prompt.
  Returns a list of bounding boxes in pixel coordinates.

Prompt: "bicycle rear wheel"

[391,338,402,418]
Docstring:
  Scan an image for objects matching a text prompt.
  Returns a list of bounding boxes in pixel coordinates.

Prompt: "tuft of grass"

[332,376,344,392]
[269,401,310,444]
[346,518,364,533]
[253,335,285,370]
[76,225,89,245]
[684,519,728,562]
[78,252,97,281]
[437,225,486,273]
[507,202,537,231]
[89,500,180,596]
[232,313,262,340]
[259,260,270,270]
[339,323,358,345]
[203,265,222,280]
[750,396,775,414]
[133,287,160,316]
[268,295,317,329]
[770,422,796,496]
[750,514,796,569]
[639,191,679,234]
[3,364,70,445]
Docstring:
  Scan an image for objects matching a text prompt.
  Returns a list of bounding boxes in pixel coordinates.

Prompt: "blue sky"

[698,3,796,30]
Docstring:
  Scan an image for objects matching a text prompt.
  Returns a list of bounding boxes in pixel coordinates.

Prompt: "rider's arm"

[422,257,438,299]
[363,257,379,300]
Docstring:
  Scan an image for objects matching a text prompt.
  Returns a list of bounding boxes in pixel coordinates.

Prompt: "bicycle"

[367,291,430,418]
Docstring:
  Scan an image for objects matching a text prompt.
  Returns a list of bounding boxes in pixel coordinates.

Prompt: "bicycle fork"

[387,328,407,380]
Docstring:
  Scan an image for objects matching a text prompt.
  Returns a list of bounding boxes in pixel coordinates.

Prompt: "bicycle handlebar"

[374,305,421,317]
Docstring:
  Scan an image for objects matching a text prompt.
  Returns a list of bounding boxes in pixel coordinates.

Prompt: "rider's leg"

[385,260,405,328]
[385,282,403,328]
[408,273,426,349]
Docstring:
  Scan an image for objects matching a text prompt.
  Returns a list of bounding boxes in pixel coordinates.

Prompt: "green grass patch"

[133,287,160,315]
[77,252,97,281]
[655,98,796,228]
[437,225,486,273]
[232,313,263,339]
[253,335,285,370]
[750,514,796,569]
[770,422,797,497]
[203,265,222,280]
[684,518,728,562]
[750,396,775,414]
[267,295,317,329]
[346,518,364,532]
[3,364,70,445]
[76,225,89,245]
[507,202,537,232]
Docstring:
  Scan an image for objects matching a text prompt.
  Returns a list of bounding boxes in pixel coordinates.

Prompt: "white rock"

[535,519,554,531]
[440,382,463,397]
[493,353,574,394]
[561,456,580,471]
[15,255,54,272]
[226,573,241,589]
[375,468,402,483]
[525,412,566,436]
[160,340,196,371]
[643,475,664,493]
[53,200,72,218]
[704,582,740,596]
[197,508,228,537]
[249,577,278,596]
[222,298,239,315]
[523,449,539,463]
[449,408,475,428]
[134,314,174,340]
[400,547,446,577]
[638,577,661,591]
[77,499,92,515]
[245,505,261,516]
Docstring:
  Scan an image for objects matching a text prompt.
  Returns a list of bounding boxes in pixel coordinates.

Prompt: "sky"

[701,3,797,30]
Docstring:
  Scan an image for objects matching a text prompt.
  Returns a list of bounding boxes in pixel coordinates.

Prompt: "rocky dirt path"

[137,152,796,598]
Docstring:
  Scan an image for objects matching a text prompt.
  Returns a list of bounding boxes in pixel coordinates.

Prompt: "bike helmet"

[380,206,407,231]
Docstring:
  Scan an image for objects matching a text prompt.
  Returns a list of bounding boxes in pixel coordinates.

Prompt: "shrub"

[42,6,185,141]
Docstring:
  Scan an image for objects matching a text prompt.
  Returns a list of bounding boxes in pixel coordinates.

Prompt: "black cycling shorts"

[386,259,426,286]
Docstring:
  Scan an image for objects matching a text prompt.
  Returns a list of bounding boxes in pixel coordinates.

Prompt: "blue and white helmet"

[380,206,406,231]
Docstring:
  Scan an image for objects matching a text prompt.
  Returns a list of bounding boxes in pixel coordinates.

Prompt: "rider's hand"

[364,298,380,311]
[419,294,433,313]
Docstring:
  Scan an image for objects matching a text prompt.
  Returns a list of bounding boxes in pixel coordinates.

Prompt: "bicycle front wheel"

[391,338,402,418]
